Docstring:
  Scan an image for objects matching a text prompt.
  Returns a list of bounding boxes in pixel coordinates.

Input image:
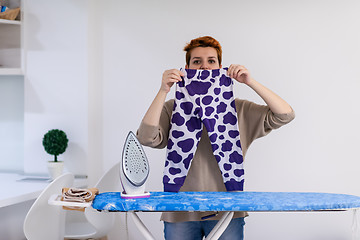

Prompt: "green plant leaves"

[42,129,68,162]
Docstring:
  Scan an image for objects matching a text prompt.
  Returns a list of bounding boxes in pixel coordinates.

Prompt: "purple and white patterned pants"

[163,68,244,192]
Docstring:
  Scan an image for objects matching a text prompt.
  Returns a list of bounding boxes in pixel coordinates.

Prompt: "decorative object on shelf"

[42,129,69,180]
[1,6,9,12]
[0,7,20,20]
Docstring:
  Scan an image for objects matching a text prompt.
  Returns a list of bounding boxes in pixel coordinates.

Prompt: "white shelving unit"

[0,18,20,25]
[0,1,23,76]
[0,67,22,75]
[0,0,24,173]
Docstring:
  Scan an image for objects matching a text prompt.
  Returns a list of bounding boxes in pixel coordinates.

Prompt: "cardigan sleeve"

[136,99,174,149]
[235,98,295,155]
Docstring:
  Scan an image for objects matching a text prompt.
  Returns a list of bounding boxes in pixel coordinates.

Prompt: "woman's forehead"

[191,47,218,58]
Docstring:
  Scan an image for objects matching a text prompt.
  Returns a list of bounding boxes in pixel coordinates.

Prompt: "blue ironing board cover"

[91,191,360,212]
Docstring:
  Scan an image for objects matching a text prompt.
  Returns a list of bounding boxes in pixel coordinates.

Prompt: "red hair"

[184,36,222,66]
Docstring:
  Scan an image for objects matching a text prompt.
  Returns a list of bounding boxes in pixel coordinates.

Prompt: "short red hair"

[184,36,222,66]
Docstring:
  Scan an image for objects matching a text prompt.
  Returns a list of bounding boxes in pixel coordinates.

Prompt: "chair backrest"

[83,163,122,238]
[95,162,121,192]
[23,173,74,240]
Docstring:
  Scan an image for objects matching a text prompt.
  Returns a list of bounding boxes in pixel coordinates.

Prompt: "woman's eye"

[209,60,215,64]
[193,60,200,64]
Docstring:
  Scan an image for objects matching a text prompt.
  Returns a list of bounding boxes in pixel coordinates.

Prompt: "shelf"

[0,19,21,25]
[0,68,23,75]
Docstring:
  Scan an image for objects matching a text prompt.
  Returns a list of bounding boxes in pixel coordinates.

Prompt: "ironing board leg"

[129,212,155,240]
[205,211,234,240]
[352,209,360,240]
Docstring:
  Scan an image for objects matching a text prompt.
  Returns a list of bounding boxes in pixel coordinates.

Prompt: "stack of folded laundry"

[61,187,99,211]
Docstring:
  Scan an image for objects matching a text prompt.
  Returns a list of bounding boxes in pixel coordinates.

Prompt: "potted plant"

[42,129,69,179]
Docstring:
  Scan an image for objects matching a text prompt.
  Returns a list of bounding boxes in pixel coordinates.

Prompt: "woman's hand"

[161,69,184,93]
[228,64,293,114]
[227,64,253,85]
[142,69,183,126]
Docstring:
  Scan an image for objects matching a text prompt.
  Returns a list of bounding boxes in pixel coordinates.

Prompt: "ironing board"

[91,191,360,239]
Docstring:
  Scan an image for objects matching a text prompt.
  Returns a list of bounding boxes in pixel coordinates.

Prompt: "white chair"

[23,173,75,240]
[64,162,122,239]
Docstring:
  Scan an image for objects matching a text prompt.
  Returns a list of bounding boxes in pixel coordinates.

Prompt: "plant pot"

[47,161,64,180]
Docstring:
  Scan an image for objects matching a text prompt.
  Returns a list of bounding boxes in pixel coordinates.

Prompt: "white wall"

[98,0,360,239]
[24,0,89,177]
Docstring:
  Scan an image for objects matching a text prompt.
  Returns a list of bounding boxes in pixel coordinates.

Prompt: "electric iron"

[120,131,150,199]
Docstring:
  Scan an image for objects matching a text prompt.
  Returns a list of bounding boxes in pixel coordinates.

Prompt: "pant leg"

[202,217,245,240]
[164,76,204,192]
[200,71,245,191]
[164,221,203,240]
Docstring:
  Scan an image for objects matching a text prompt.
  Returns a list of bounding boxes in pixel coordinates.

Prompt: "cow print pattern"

[164,68,244,192]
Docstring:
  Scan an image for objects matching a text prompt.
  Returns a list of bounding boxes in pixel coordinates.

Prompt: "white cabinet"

[0,0,22,75]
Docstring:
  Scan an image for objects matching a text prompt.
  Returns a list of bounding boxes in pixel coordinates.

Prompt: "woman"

[136,36,295,240]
